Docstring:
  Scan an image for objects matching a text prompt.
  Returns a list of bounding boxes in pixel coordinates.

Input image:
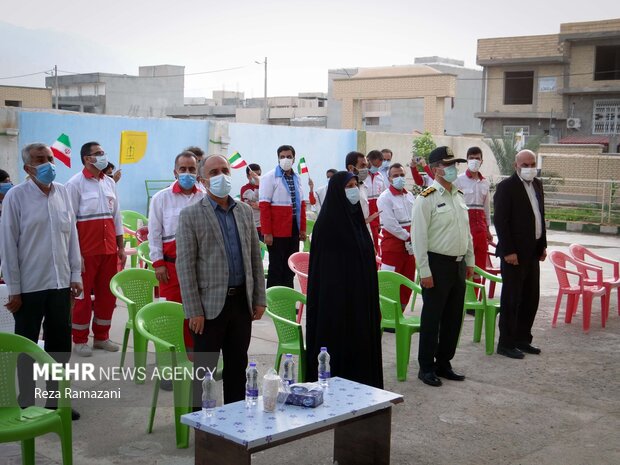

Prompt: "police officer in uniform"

[412,146,474,387]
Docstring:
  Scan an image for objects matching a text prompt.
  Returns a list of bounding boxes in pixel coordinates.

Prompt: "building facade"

[0,85,52,109]
[44,65,184,117]
[476,18,620,151]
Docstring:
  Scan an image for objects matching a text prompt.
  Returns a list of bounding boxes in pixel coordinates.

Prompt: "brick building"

[0,85,52,109]
[476,18,620,151]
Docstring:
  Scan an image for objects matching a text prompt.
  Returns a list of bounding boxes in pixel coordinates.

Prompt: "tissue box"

[280,383,324,408]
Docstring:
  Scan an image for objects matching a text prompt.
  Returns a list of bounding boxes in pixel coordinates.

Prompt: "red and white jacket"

[259,166,306,237]
[240,182,261,229]
[65,168,124,256]
[148,181,205,268]
[377,185,415,254]
[365,172,387,226]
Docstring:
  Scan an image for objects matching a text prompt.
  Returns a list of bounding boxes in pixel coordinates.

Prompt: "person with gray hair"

[176,154,266,406]
[493,149,547,359]
[0,143,82,420]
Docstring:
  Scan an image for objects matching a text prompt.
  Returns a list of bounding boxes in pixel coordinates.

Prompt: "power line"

[57,64,253,79]
[0,70,52,80]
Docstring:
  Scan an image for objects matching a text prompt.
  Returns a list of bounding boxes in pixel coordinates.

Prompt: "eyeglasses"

[90,151,105,156]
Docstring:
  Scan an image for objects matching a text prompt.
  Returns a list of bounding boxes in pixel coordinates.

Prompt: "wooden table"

[181,377,403,465]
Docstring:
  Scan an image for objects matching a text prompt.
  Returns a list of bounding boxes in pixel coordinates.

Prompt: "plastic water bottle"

[282,354,296,387]
[201,368,216,418]
[318,347,331,388]
[245,362,259,408]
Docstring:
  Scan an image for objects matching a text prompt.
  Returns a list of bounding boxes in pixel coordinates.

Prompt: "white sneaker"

[73,343,93,357]
[93,339,119,352]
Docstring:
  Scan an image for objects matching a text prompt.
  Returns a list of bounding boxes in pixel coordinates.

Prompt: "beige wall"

[0,86,52,109]
[567,43,620,90]
[477,34,561,61]
[560,18,620,34]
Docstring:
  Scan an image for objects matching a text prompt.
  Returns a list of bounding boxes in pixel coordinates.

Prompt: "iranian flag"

[51,133,71,167]
[228,152,247,169]
[297,157,309,175]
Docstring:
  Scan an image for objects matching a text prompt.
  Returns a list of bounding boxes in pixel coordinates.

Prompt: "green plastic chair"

[377,271,422,381]
[464,266,502,355]
[260,242,269,279]
[121,210,149,268]
[137,241,153,270]
[0,333,72,465]
[265,286,306,382]
[303,218,315,252]
[109,268,159,382]
[144,180,173,216]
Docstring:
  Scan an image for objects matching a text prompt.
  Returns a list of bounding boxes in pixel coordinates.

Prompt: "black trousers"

[266,222,299,289]
[418,254,466,373]
[498,255,540,348]
[13,288,72,408]
[192,291,252,407]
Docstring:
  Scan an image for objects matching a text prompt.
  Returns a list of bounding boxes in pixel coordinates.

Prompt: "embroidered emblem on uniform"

[419,187,436,197]
[446,147,454,156]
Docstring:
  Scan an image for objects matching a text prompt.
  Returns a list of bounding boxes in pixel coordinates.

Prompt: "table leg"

[333,407,392,465]
[195,429,251,465]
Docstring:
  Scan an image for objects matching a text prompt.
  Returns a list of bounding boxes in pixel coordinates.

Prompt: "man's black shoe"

[160,379,174,391]
[418,371,442,387]
[465,309,475,316]
[516,343,541,355]
[383,328,395,334]
[436,368,465,381]
[497,346,525,359]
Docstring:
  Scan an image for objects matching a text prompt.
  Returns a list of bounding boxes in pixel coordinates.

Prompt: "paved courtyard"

[1,230,618,465]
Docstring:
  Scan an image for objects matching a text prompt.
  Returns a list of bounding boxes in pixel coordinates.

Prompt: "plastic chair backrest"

[0,284,13,333]
[122,210,148,232]
[265,308,304,348]
[549,251,580,288]
[266,286,306,323]
[135,302,187,367]
[0,333,56,409]
[288,252,310,294]
[569,243,618,280]
[379,295,399,326]
[377,270,422,323]
[110,268,158,318]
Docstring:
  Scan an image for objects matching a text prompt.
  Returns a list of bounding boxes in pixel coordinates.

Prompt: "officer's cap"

[428,146,466,165]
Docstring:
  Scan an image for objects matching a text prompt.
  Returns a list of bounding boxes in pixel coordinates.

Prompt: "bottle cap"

[249,362,256,367]
[285,353,292,358]
[320,347,327,351]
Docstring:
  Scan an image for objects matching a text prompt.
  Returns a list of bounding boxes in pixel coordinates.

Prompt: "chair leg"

[489,281,496,299]
[148,378,160,434]
[601,293,608,328]
[120,326,131,368]
[298,349,306,383]
[21,438,35,465]
[395,328,412,382]
[296,303,305,324]
[572,294,581,316]
[173,379,191,449]
[582,293,593,332]
[60,420,73,465]
[275,350,283,374]
[472,308,483,343]
[565,294,575,324]
[552,293,563,327]
[133,332,148,385]
[485,309,499,355]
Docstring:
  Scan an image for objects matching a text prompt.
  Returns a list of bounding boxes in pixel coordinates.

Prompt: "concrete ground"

[1,230,618,465]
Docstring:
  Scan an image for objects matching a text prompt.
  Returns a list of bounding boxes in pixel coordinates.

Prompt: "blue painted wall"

[18,111,357,215]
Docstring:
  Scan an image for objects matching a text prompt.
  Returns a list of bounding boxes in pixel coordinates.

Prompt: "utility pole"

[263,57,268,124]
[54,65,59,110]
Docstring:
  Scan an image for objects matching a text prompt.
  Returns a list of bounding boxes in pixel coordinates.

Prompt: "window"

[4,100,22,107]
[504,71,534,105]
[503,126,530,136]
[364,117,380,126]
[593,99,620,134]
[594,46,620,81]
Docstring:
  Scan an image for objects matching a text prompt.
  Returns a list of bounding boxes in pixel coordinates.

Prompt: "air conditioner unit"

[566,118,581,129]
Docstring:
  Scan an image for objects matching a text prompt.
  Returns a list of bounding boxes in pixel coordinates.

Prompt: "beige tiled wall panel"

[560,18,620,34]
[477,35,561,62]
[0,87,52,108]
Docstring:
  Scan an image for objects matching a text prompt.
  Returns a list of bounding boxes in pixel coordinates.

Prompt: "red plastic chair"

[569,244,619,318]
[485,242,502,298]
[549,251,607,332]
[287,252,309,323]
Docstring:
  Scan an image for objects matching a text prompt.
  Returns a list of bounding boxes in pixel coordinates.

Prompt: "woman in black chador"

[304,171,383,388]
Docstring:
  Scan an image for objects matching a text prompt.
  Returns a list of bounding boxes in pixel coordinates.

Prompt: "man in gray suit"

[176,155,266,405]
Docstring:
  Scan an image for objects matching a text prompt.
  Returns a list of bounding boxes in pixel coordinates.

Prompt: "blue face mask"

[345,186,360,205]
[33,162,56,185]
[369,165,379,174]
[178,173,197,190]
[391,176,406,190]
[382,160,390,169]
[441,164,458,183]
[208,174,232,198]
[0,182,13,195]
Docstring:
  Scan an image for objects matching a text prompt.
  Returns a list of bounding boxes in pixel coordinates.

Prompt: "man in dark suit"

[493,149,547,359]
[176,155,266,405]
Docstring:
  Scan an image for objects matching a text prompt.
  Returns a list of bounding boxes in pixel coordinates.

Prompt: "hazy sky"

[1,0,619,98]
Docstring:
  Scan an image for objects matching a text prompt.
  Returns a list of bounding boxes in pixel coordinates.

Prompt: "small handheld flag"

[51,133,71,168]
[297,157,309,175]
[229,152,247,169]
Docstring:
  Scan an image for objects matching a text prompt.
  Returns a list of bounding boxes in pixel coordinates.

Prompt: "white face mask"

[468,159,481,173]
[279,158,293,171]
[207,174,232,198]
[519,167,537,182]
